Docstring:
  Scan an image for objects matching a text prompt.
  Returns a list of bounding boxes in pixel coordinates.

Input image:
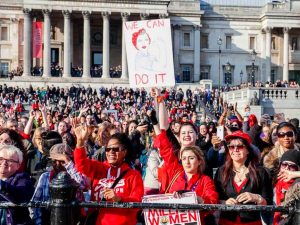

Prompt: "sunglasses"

[227,144,245,151]
[281,162,299,171]
[105,147,124,153]
[277,131,294,138]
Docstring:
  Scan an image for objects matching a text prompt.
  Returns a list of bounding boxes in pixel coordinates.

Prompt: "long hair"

[221,138,259,190]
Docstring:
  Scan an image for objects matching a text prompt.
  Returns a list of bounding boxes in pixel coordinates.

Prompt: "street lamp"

[250,49,257,87]
[225,61,231,86]
[217,36,222,91]
[240,70,243,85]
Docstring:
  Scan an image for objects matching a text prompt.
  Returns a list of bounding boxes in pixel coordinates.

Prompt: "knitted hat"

[280,149,300,166]
[50,143,73,158]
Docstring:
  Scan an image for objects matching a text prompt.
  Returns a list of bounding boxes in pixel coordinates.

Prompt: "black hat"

[281,149,300,166]
[41,131,63,156]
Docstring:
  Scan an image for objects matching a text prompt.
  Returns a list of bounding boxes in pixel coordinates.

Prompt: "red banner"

[32,22,43,58]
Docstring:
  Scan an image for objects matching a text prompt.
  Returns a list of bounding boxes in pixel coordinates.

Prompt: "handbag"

[83,169,130,225]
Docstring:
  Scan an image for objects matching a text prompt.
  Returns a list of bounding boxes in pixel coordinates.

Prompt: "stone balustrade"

[222,87,300,120]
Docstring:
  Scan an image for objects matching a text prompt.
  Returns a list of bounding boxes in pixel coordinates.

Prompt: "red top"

[219,179,262,225]
[74,147,144,225]
[155,130,219,225]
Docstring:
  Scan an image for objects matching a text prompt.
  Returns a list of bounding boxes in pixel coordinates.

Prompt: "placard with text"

[143,192,201,225]
[124,19,175,88]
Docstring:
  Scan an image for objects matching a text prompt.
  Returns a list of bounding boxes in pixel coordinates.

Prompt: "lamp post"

[240,70,243,85]
[250,49,257,87]
[225,61,231,87]
[217,36,222,91]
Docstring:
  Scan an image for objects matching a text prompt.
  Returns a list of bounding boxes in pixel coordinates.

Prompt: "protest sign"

[143,192,201,225]
[103,109,118,120]
[124,19,175,88]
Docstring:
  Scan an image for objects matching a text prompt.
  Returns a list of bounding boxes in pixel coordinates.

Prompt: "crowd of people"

[0,84,298,225]
[29,64,122,78]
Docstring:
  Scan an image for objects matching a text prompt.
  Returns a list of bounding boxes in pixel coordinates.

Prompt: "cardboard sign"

[143,192,201,225]
[103,109,118,120]
[124,19,175,88]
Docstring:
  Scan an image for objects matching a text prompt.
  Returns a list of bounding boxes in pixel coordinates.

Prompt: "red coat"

[74,147,144,225]
[155,131,219,224]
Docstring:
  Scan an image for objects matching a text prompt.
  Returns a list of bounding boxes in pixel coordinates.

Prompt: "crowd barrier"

[3,171,300,225]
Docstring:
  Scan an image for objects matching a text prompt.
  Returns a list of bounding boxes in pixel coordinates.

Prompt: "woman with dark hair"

[264,122,300,171]
[214,130,273,225]
[74,125,144,225]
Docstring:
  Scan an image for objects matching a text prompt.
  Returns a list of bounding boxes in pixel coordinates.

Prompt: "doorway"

[51,48,59,65]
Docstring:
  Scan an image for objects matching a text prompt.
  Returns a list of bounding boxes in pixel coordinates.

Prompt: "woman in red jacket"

[74,125,144,225]
[155,129,219,225]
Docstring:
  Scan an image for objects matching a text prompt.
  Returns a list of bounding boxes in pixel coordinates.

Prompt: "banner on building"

[143,192,201,225]
[32,22,43,58]
[124,19,175,88]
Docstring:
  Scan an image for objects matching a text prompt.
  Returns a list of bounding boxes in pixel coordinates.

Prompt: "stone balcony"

[222,87,300,120]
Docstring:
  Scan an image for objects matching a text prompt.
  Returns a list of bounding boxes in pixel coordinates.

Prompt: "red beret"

[225,130,251,145]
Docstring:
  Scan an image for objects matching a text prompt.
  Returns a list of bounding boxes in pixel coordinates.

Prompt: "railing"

[3,171,299,225]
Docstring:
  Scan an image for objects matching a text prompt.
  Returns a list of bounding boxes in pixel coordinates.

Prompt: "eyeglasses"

[105,147,124,153]
[277,131,294,138]
[281,162,299,171]
[0,157,19,166]
[0,138,15,146]
[227,144,246,151]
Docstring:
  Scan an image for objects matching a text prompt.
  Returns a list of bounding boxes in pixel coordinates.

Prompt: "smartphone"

[217,126,224,140]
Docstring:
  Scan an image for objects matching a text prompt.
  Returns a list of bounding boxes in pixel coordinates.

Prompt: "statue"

[250,91,259,105]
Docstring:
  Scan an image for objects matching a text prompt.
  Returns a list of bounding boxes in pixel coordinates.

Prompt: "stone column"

[140,13,149,20]
[63,10,71,77]
[283,27,290,82]
[23,8,32,77]
[173,24,181,79]
[82,11,91,78]
[121,12,129,79]
[102,12,110,79]
[194,25,201,82]
[43,9,51,77]
[265,27,272,82]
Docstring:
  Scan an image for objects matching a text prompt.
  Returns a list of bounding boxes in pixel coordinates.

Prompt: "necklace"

[233,166,247,182]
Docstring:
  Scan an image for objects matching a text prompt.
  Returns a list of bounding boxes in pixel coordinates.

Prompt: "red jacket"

[155,130,219,224]
[74,147,144,225]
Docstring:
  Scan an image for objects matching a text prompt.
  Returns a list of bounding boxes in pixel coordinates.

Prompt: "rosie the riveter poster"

[143,192,201,225]
[124,18,175,88]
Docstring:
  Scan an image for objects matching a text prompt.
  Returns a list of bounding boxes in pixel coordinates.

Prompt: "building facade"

[0,0,300,86]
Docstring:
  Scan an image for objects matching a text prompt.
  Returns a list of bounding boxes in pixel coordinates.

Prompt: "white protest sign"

[143,192,201,225]
[124,19,175,88]
[103,109,118,120]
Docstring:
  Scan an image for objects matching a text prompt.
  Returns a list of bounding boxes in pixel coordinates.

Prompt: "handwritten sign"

[124,19,175,88]
[143,192,201,225]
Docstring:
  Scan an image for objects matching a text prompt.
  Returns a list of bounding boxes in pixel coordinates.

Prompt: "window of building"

[224,72,232,84]
[0,27,8,41]
[201,34,209,49]
[200,66,210,80]
[226,35,232,49]
[182,65,192,82]
[271,69,277,84]
[249,36,256,50]
[0,62,9,76]
[292,37,298,51]
[183,32,191,47]
[271,37,277,50]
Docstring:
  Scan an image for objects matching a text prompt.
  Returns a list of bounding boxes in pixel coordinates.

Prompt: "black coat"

[214,166,273,223]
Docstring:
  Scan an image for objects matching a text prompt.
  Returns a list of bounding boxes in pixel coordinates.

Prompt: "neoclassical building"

[0,0,300,87]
